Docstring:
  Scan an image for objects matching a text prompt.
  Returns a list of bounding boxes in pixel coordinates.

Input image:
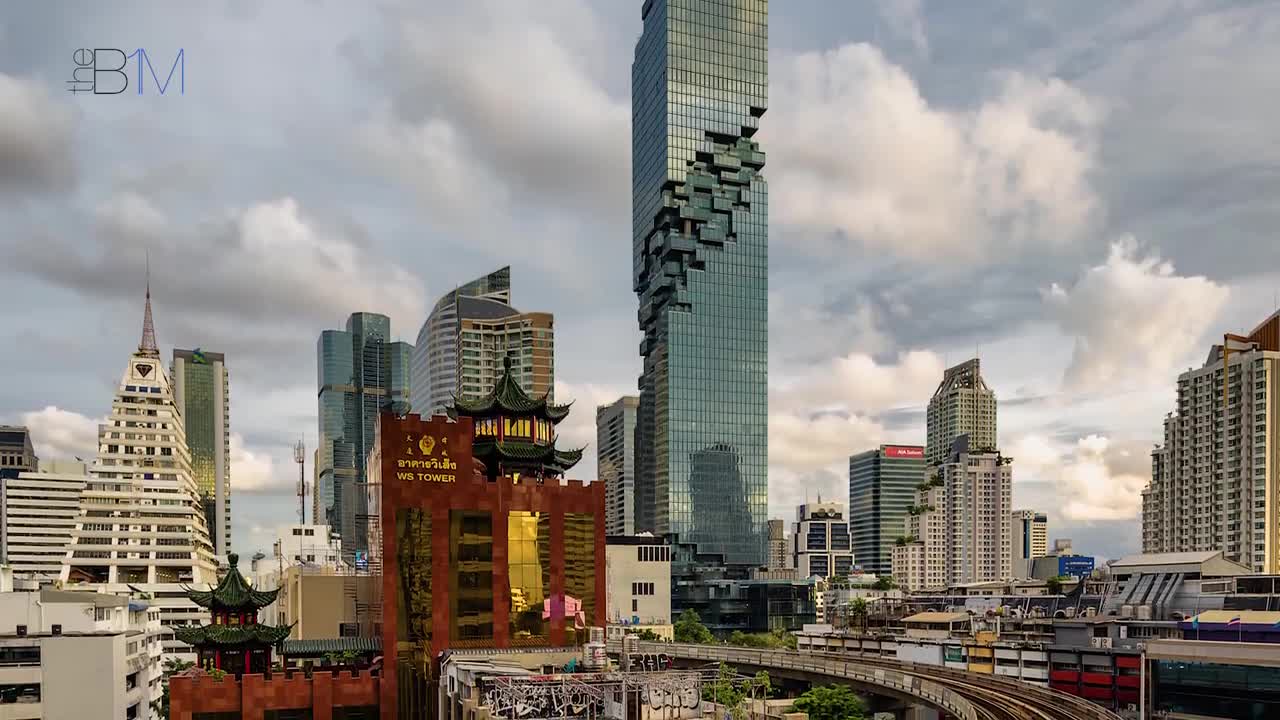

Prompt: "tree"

[848,597,869,631]
[632,628,662,641]
[873,576,896,591]
[1047,575,1068,596]
[792,684,868,720]
[673,609,714,644]
[703,663,772,720]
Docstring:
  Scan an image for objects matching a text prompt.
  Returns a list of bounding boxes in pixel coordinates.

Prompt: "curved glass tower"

[632,0,768,566]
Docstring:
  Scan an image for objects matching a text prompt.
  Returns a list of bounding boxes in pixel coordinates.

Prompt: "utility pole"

[294,438,306,525]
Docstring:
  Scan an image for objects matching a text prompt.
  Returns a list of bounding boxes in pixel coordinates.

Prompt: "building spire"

[139,252,158,356]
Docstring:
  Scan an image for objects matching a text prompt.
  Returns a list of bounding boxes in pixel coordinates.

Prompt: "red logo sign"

[883,446,924,459]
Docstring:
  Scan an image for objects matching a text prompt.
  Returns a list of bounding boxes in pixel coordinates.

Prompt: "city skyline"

[4,1,1280,560]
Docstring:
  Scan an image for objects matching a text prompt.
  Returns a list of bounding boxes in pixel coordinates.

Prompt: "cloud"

[552,379,637,481]
[768,43,1102,262]
[0,72,77,194]
[877,0,929,57]
[769,411,885,474]
[1044,239,1230,391]
[1008,432,1151,523]
[15,406,100,461]
[772,350,944,415]
[356,0,629,225]
[231,433,294,495]
[5,194,426,379]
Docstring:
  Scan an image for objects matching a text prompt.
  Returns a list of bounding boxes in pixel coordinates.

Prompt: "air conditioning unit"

[1090,637,1113,649]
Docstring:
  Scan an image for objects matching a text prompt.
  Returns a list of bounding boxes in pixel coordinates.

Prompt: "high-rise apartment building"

[632,0,770,566]
[411,267,555,418]
[849,445,925,576]
[767,519,789,571]
[891,472,945,593]
[942,435,1013,585]
[597,396,639,536]
[59,286,217,661]
[171,348,231,557]
[1012,509,1048,578]
[926,359,997,465]
[0,426,37,476]
[316,312,412,560]
[1144,311,1280,572]
[791,501,854,579]
[1,459,88,581]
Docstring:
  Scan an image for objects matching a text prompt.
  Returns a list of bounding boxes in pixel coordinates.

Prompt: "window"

[632,599,639,612]
[304,529,315,536]
[292,528,302,536]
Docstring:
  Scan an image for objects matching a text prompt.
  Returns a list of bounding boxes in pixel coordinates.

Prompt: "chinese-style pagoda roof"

[183,553,280,611]
[472,438,583,473]
[451,355,572,422]
[172,622,294,647]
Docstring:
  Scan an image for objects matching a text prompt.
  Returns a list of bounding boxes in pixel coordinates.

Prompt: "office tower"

[316,312,413,560]
[412,267,556,418]
[0,426,38,476]
[849,445,925,576]
[172,348,231,557]
[60,284,217,660]
[1144,311,1280,572]
[632,0,770,566]
[926,359,997,465]
[1012,509,1048,578]
[597,396,639,536]
[767,519,789,571]
[941,435,1013,585]
[791,500,854,579]
[1,459,87,581]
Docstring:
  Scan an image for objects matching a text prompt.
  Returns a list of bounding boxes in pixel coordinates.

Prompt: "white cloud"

[877,0,929,57]
[231,434,293,495]
[1044,239,1230,391]
[772,350,944,415]
[0,72,77,193]
[1007,432,1151,523]
[552,379,637,481]
[767,43,1101,262]
[769,411,885,474]
[17,406,100,461]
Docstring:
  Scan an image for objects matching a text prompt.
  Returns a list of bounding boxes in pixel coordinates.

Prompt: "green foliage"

[725,628,796,650]
[873,576,896,591]
[792,684,868,720]
[323,649,360,664]
[673,609,714,644]
[1046,575,1068,595]
[151,657,196,719]
[894,535,917,546]
[631,628,663,641]
[702,664,772,720]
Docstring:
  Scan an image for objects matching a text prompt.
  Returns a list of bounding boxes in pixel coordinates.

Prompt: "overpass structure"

[616,642,1125,720]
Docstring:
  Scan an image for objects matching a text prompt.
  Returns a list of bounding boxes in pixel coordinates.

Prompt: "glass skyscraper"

[317,312,412,560]
[849,445,925,576]
[172,349,231,557]
[632,0,769,565]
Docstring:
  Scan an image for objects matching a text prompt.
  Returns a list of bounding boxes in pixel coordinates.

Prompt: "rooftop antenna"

[294,437,307,525]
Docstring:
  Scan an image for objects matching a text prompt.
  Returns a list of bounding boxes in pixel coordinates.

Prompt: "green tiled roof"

[472,439,583,473]
[451,355,572,422]
[281,638,382,656]
[172,622,293,647]
[185,553,280,610]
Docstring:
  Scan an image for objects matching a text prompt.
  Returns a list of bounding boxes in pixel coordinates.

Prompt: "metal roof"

[904,612,970,623]
[1110,551,1221,567]
[281,637,382,656]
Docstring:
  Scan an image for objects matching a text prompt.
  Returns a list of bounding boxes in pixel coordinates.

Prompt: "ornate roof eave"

[171,622,295,647]
[449,355,572,423]
[183,553,281,611]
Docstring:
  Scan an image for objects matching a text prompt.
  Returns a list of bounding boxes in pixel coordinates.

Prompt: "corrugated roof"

[904,612,970,623]
[40,589,127,608]
[281,637,382,656]
[1110,551,1222,567]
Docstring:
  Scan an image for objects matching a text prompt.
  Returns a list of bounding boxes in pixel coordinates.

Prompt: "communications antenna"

[294,438,306,525]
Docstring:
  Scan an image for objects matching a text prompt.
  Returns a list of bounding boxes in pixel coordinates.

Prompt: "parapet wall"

[169,669,380,720]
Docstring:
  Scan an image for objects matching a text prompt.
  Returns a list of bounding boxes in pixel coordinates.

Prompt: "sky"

[3,0,1280,561]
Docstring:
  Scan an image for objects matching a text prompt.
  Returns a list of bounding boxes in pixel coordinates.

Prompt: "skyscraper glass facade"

[849,446,925,576]
[633,0,769,566]
[316,313,413,559]
[172,349,231,557]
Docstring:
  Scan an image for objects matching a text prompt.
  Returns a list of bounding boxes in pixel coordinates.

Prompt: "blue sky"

[3,0,1280,560]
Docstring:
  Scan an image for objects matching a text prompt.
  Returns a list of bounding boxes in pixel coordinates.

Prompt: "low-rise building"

[605,535,672,640]
[0,588,162,719]
[791,500,854,579]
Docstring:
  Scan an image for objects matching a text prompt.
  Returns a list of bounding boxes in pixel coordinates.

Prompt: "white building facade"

[891,476,945,592]
[943,437,1013,585]
[1012,509,1048,579]
[1144,312,1280,573]
[597,396,639,537]
[0,588,163,719]
[1,460,88,582]
[59,288,217,662]
[792,501,854,579]
[604,536,672,640]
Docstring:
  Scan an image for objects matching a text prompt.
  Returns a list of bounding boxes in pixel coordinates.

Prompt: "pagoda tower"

[174,553,292,676]
[449,355,584,481]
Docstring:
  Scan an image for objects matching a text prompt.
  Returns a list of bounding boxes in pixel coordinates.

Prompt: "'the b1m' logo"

[67,48,185,95]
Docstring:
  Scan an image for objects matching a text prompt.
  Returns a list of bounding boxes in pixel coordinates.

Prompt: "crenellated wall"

[169,669,380,720]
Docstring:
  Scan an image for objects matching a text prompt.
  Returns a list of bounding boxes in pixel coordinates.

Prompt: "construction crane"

[294,438,307,525]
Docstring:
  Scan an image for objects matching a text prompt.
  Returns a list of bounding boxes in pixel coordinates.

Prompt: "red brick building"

[168,669,380,720]
[373,411,605,719]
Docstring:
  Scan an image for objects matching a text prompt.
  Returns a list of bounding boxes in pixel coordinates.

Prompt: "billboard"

[883,445,924,459]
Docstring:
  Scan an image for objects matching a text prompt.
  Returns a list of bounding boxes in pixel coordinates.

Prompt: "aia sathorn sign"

[883,445,924,459]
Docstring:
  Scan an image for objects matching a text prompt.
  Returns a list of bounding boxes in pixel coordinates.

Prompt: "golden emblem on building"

[419,436,436,456]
